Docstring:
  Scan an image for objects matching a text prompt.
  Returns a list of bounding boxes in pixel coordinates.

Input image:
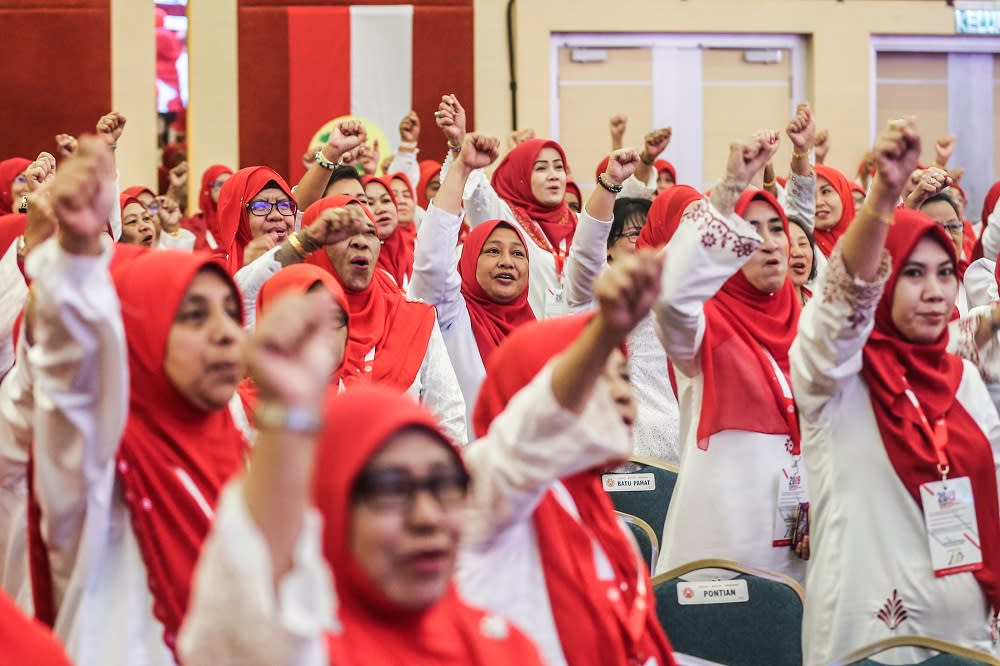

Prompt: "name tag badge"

[773,465,808,547]
[543,288,568,320]
[677,579,749,605]
[602,473,656,492]
[920,476,983,577]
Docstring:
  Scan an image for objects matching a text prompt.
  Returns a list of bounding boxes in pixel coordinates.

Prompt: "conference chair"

[615,510,659,571]
[604,455,679,536]
[827,635,1000,666]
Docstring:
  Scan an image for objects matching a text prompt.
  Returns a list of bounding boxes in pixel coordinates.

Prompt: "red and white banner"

[287,5,414,181]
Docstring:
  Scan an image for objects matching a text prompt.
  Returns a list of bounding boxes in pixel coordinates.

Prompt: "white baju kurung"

[965,258,998,310]
[651,198,807,584]
[790,247,1000,665]
[178,360,588,665]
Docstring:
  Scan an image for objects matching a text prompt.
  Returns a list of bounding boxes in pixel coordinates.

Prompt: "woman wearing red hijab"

[458,249,677,666]
[237,264,350,422]
[813,164,856,261]
[409,135,536,429]
[435,95,626,318]
[183,164,232,250]
[216,166,298,273]
[0,158,31,214]
[653,135,809,584]
[0,591,71,665]
[792,119,1000,664]
[301,195,467,443]
[363,176,413,289]
[180,289,544,664]
[416,159,441,209]
[387,172,420,250]
[22,137,250,664]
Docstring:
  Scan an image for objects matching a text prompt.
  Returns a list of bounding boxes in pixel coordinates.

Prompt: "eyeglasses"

[939,222,964,233]
[212,179,228,190]
[147,202,160,215]
[247,200,297,217]
[622,230,642,242]
[13,175,26,185]
[353,469,470,513]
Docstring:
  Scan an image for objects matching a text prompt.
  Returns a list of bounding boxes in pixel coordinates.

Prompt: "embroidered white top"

[965,258,998,310]
[790,247,1000,665]
[651,198,807,584]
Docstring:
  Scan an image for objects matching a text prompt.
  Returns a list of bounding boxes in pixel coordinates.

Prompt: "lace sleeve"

[790,244,891,413]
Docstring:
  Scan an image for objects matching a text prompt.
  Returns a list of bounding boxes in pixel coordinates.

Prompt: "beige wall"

[474,0,956,180]
[111,0,158,190]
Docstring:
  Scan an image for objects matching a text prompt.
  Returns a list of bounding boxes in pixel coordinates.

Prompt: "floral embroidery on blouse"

[690,199,759,256]
[876,589,909,630]
[820,245,891,329]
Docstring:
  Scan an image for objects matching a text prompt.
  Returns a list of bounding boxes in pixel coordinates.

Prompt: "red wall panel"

[0,2,112,161]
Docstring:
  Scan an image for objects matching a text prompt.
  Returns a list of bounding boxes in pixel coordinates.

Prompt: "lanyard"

[763,349,800,456]
[904,386,950,480]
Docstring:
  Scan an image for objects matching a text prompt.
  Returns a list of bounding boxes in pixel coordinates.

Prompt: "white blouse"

[178,359,591,665]
[157,228,196,251]
[790,248,1000,665]
[651,198,807,584]
[965,258,998,310]
[0,242,28,381]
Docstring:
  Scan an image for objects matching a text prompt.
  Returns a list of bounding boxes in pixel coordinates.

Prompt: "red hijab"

[565,179,582,205]
[185,164,232,249]
[814,165,857,257]
[861,210,1000,610]
[492,138,577,252]
[389,173,419,256]
[364,176,413,287]
[636,185,703,250]
[113,249,247,656]
[694,190,801,451]
[654,159,677,184]
[0,158,30,213]
[472,314,676,666]
[0,592,71,665]
[238,264,351,419]
[417,160,441,209]
[458,220,535,364]
[302,195,435,389]
[314,386,544,666]
[216,166,294,274]
[972,180,1000,262]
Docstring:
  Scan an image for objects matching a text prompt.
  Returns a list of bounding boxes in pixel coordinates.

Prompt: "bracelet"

[640,151,655,166]
[286,231,313,259]
[791,149,809,160]
[447,141,461,154]
[597,173,623,194]
[762,177,776,188]
[314,150,338,171]
[255,401,323,435]
[860,202,893,226]
[17,195,28,214]
[398,141,417,153]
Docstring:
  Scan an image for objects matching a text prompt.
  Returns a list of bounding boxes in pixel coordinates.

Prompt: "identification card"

[920,476,983,577]
[773,464,808,547]
[602,473,656,492]
[543,288,567,319]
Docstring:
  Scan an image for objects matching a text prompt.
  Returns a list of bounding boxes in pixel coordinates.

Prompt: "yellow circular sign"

[309,115,392,176]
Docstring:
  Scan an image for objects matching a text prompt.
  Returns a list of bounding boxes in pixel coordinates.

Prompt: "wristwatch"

[255,402,323,435]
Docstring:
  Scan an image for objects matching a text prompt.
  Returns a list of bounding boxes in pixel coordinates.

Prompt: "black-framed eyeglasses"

[353,468,470,513]
[622,229,642,242]
[247,200,297,217]
[939,222,964,233]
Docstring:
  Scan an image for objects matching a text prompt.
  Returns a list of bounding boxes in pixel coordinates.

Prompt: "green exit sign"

[955,7,1000,34]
